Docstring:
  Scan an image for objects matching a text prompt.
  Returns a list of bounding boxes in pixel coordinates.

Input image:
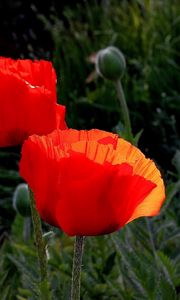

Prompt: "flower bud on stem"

[71,236,85,300]
[95,46,133,142]
[29,188,51,300]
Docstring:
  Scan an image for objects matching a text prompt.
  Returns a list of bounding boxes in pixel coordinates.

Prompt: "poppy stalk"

[115,79,133,142]
[71,236,85,300]
[29,189,51,299]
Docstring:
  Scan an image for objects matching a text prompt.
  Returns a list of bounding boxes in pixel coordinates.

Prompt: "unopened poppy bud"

[13,183,31,217]
[96,46,126,80]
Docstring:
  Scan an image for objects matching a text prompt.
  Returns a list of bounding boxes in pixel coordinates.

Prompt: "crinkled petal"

[42,129,118,147]
[0,57,57,95]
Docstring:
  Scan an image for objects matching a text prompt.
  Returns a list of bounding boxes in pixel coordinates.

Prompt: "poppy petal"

[20,135,62,226]
[54,160,156,236]
[107,163,157,227]
[126,159,165,222]
[105,138,165,221]
[54,155,118,236]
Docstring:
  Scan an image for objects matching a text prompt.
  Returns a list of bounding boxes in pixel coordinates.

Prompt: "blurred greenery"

[43,0,180,169]
[0,0,180,299]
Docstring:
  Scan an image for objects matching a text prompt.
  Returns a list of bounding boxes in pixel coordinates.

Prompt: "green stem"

[71,236,85,300]
[29,188,51,300]
[115,80,133,142]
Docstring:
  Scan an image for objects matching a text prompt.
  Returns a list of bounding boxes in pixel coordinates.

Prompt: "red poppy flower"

[0,58,67,147]
[20,129,165,236]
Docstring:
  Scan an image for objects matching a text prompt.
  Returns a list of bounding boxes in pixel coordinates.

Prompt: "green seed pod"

[96,46,126,80]
[13,183,31,217]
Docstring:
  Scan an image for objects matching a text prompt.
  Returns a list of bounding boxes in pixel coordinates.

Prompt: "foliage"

[0,177,180,299]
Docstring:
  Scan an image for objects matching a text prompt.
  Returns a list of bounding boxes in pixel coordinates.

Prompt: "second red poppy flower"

[0,58,66,147]
[20,129,165,236]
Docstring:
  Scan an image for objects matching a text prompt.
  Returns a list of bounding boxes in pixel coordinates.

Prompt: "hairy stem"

[29,188,51,300]
[71,236,85,300]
